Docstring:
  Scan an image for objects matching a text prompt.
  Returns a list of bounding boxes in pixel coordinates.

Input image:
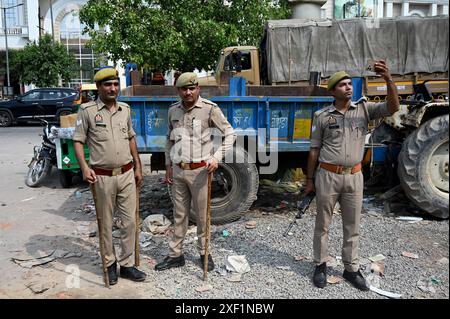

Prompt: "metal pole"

[1,3,24,91]
[50,0,54,41]
[2,7,10,87]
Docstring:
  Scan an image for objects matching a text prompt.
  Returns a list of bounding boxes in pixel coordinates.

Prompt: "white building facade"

[1,0,448,90]
[1,0,101,89]
[321,0,448,18]
[0,0,39,48]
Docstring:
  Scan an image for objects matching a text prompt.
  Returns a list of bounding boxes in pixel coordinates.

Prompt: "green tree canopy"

[11,34,76,87]
[79,0,291,72]
[1,49,21,86]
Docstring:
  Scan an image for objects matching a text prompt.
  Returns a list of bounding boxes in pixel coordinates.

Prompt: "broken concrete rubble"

[142,214,172,235]
[225,255,251,274]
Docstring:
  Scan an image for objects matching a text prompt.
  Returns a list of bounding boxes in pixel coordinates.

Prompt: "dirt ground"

[0,126,161,298]
[1,126,448,301]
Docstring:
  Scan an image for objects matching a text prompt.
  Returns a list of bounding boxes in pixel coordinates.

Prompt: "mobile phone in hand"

[366,59,376,72]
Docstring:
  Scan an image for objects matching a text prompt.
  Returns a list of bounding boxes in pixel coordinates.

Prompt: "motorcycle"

[25,118,58,187]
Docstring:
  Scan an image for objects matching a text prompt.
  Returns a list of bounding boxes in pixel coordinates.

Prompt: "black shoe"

[313,263,327,288]
[343,269,370,291]
[154,255,185,271]
[120,266,147,282]
[107,261,118,286]
[199,254,215,272]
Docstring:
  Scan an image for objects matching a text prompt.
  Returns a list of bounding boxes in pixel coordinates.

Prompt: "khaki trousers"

[313,167,363,272]
[93,169,136,267]
[169,165,209,257]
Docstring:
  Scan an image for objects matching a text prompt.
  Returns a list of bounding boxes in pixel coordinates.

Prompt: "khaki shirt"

[310,99,391,166]
[73,98,136,168]
[165,96,236,165]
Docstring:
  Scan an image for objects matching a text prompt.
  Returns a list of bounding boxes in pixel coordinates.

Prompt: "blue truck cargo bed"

[118,95,334,153]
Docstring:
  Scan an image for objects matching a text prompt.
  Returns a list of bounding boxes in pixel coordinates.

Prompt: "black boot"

[120,266,147,282]
[107,261,118,286]
[313,263,327,288]
[199,254,215,271]
[343,269,370,291]
[154,255,185,271]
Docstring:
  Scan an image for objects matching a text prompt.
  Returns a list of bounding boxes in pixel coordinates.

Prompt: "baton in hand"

[203,172,213,281]
[90,183,110,288]
[135,185,141,267]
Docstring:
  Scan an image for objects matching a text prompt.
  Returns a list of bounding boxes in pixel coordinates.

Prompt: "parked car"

[0,88,79,127]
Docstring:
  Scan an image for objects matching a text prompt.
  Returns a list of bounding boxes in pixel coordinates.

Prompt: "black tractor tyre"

[0,110,13,127]
[168,147,259,225]
[397,115,449,219]
[59,169,73,188]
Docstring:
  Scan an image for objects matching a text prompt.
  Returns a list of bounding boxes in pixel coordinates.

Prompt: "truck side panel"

[118,95,334,154]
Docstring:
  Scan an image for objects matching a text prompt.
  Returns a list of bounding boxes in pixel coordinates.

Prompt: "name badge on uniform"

[95,113,106,127]
[192,118,201,128]
[328,116,339,129]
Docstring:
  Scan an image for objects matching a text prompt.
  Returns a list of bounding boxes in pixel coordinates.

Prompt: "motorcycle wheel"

[25,158,51,187]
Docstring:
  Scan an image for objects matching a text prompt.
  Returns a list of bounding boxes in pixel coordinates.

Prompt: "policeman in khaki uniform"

[155,72,236,272]
[305,61,399,290]
[73,67,146,285]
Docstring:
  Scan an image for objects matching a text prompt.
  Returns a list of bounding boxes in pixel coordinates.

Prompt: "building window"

[334,0,378,19]
[3,0,21,27]
[59,10,100,87]
[409,10,425,17]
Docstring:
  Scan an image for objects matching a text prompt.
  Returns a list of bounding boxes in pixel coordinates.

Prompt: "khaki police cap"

[327,71,350,90]
[94,67,119,83]
[176,72,198,88]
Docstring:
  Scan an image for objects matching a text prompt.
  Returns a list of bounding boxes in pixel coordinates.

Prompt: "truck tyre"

[59,169,73,188]
[168,147,259,225]
[398,115,449,219]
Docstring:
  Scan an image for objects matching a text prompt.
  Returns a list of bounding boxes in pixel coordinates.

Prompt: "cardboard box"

[60,113,78,128]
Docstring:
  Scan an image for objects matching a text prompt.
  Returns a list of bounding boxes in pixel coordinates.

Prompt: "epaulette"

[171,100,182,107]
[117,101,130,109]
[168,100,181,110]
[202,98,218,108]
[355,96,368,104]
[80,101,96,110]
[314,105,332,117]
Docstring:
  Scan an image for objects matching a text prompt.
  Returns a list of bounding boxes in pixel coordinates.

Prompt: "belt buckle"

[180,163,190,170]
[342,167,352,174]
[112,167,122,176]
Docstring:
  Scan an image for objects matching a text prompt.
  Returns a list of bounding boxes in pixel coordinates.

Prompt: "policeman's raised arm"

[374,60,400,115]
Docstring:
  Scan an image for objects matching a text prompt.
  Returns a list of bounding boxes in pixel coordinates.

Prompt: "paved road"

[0,126,156,298]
